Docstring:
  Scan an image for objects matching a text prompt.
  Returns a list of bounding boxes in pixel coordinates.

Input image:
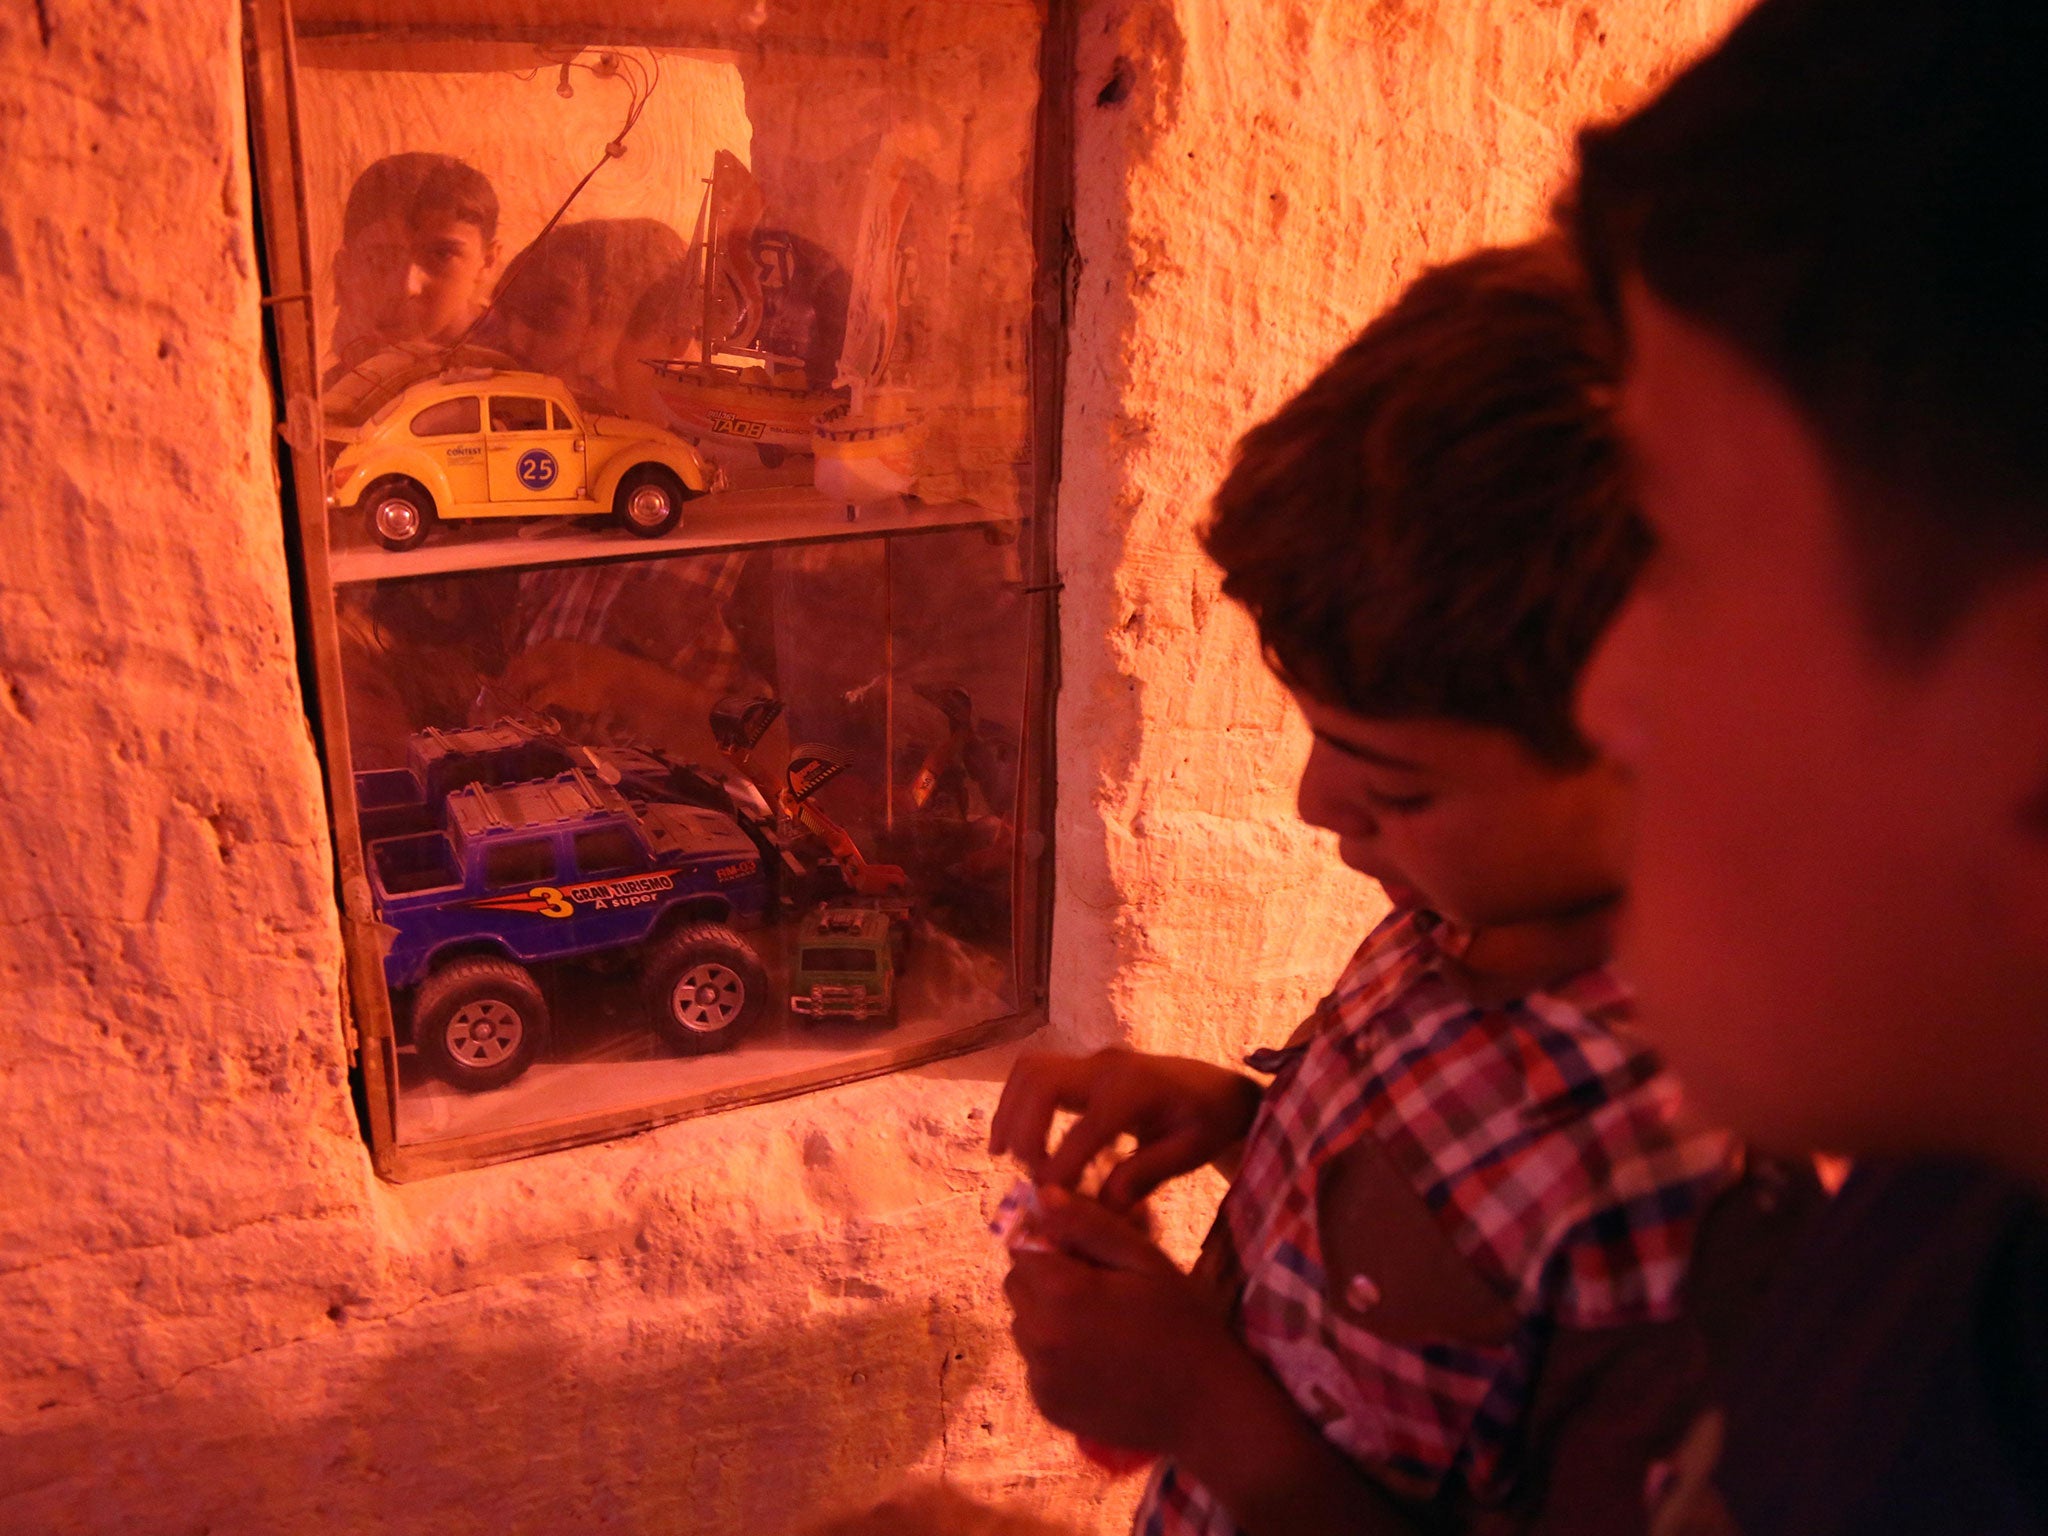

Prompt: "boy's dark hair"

[1203,240,1639,764]
[1572,0,2048,652]
[343,152,499,246]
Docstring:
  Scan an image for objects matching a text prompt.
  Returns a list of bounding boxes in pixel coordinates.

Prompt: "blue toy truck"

[355,719,810,899]
[355,721,574,842]
[367,767,773,1090]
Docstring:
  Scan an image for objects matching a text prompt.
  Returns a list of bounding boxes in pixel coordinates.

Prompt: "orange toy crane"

[779,744,908,897]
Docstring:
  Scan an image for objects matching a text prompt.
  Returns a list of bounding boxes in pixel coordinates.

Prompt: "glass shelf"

[326,488,1020,586]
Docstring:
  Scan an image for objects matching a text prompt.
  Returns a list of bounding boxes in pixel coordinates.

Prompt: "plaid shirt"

[1135,907,1737,1536]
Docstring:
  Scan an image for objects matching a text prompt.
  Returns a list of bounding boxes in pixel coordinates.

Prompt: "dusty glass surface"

[261,0,1052,1160]
[297,3,1040,574]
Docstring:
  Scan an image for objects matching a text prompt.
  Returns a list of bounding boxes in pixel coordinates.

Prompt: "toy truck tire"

[363,476,437,552]
[642,922,767,1054]
[613,465,690,538]
[412,955,549,1092]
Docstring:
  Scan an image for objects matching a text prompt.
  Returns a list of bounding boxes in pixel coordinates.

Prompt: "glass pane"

[482,836,558,888]
[297,4,1040,576]
[574,827,640,876]
[488,396,550,433]
[329,521,1032,1146]
[412,395,480,436]
[801,948,879,973]
[269,0,1053,1165]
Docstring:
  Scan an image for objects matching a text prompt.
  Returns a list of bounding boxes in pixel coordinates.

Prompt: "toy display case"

[244,0,1068,1177]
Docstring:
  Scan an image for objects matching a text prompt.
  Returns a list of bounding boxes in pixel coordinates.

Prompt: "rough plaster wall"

[0,0,363,1448]
[1051,0,1748,1068]
[0,1,1746,1533]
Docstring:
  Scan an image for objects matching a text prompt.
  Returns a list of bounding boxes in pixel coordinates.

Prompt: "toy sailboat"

[645,151,841,468]
[644,146,919,501]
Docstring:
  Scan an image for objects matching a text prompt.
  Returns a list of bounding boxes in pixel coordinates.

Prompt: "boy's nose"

[405,262,430,299]
[1297,757,1377,841]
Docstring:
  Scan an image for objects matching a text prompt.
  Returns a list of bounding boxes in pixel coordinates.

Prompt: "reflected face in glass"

[337,211,498,347]
[1579,283,2048,1160]
[502,264,593,379]
[1290,691,1630,931]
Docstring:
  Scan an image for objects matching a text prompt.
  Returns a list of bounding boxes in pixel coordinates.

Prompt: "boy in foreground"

[995,242,1756,1535]
[1566,0,2048,1529]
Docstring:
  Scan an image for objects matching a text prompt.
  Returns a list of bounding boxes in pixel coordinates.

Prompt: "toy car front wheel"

[364,478,437,552]
[614,465,692,538]
[411,956,549,1091]
[642,921,767,1054]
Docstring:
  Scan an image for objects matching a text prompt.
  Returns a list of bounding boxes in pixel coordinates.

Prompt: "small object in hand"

[992,1178,1157,1478]
[990,1177,1058,1254]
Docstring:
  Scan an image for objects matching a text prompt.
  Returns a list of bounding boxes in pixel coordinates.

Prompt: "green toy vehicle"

[788,902,905,1023]
[325,362,719,551]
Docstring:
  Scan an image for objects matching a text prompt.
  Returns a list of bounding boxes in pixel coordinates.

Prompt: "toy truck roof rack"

[446,769,626,838]
[411,718,551,766]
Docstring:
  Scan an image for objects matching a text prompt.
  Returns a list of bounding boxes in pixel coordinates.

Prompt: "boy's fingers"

[990,1054,1077,1167]
[1004,1250,1097,1344]
[1096,1127,1209,1213]
[1039,1096,1138,1190]
[1033,1188,1174,1274]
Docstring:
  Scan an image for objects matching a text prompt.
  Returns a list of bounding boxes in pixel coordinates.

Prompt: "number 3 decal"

[531,886,573,919]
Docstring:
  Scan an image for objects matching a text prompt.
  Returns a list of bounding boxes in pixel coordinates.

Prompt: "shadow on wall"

[0,1297,1057,1535]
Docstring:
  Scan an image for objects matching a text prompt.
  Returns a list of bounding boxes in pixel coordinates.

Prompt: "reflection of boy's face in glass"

[503,263,592,379]
[339,211,499,347]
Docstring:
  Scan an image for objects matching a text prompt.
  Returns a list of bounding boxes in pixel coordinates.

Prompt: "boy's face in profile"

[1292,690,1631,932]
[1581,285,2048,1162]
[337,210,498,348]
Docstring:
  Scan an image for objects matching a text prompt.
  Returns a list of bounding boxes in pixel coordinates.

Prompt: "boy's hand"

[989,1049,1263,1211]
[1005,1190,1429,1536]
[1002,1187,1246,1456]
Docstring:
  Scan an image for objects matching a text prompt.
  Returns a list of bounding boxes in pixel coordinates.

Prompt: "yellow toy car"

[325,365,719,551]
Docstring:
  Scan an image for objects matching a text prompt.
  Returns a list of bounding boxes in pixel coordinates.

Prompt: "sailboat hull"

[813,419,916,502]
[651,366,840,454]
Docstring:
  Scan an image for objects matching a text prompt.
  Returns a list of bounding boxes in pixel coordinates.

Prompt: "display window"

[244,0,1066,1176]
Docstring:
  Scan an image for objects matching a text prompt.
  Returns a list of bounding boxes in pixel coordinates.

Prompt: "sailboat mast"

[698,166,718,381]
